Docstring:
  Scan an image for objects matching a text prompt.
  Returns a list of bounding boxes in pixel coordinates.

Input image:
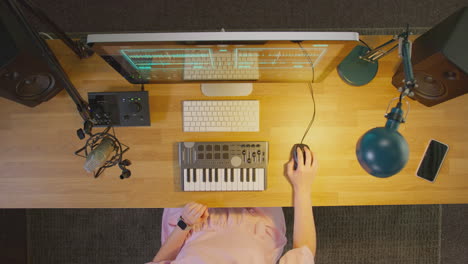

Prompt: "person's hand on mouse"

[286,146,318,194]
[181,202,210,226]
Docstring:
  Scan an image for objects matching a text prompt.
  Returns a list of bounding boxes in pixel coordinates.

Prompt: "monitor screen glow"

[87,32,359,84]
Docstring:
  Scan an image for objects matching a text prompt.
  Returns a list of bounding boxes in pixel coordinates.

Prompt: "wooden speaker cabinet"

[0,0,64,107]
[392,7,468,107]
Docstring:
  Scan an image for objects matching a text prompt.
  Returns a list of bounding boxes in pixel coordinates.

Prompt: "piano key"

[242,168,249,190]
[224,168,228,182]
[234,168,241,191]
[183,169,188,191]
[186,169,190,183]
[252,168,256,182]
[226,169,232,191]
[200,169,206,191]
[217,169,223,191]
[240,168,244,182]
[187,169,194,191]
[253,169,259,190]
[230,168,235,183]
[203,168,208,183]
[195,169,202,191]
[211,168,216,190]
[257,168,265,190]
[220,169,226,191]
[206,169,211,191]
[248,168,254,191]
[238,168,244,191]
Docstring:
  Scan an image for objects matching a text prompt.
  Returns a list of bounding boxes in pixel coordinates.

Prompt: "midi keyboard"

[178,141,268,191]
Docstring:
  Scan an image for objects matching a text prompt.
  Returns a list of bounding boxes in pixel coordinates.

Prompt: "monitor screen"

[87,32,359,84]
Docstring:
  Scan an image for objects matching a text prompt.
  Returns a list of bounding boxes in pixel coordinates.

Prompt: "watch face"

[177,219,188,230]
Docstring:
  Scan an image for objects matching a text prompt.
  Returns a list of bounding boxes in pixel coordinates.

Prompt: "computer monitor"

[87,31,359,96]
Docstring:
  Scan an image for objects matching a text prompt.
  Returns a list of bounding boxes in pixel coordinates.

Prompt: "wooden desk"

[1,36,467,208]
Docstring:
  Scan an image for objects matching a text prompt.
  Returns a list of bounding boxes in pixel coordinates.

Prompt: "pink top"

[146,207,315,264]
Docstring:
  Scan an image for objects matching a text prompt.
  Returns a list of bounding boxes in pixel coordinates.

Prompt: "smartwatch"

[177,216,192,231]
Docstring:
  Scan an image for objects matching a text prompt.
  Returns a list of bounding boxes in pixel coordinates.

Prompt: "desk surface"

[1,36,467,208]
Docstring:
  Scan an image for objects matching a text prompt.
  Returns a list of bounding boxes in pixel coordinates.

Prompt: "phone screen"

[416,140,449,182]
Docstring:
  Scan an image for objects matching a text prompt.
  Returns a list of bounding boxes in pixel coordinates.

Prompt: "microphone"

[84,137,115,173]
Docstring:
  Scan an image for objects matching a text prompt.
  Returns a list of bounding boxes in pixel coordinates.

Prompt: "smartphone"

[416,139,449,182]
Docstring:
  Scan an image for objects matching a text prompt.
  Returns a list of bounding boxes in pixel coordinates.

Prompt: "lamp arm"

[360,36,399,62]
[398,32,416,100]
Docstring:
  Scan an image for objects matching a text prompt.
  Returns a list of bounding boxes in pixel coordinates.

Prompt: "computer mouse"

[292,143,310,170]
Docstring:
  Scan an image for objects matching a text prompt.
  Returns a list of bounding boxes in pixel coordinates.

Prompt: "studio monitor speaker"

[0,0,65,107]
[392,7,468,107]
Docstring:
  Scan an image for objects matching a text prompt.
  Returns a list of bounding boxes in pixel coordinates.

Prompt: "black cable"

[75,126,130,178]
[300,83,316,144]
[359,39,371,50]
[297,42,316,144]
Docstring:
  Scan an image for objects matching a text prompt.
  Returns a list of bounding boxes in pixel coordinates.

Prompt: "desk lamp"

[338,29,416,178]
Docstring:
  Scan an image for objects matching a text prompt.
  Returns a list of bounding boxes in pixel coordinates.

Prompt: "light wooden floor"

[0,36,467,208]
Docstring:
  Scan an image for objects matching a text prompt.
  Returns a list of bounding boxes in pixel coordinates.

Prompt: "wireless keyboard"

[182,100,259,132]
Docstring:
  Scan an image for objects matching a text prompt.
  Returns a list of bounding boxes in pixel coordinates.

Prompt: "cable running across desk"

[297,42,316,144]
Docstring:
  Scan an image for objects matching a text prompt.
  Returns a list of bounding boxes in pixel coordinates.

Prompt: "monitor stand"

[201,83,253,96]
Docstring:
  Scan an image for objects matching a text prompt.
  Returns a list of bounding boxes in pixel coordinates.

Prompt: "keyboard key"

[221,169,226,191]
[203,168,208,183]
[195,169,202,191]
[188,169,194,191]
[216,169,222,190]
[211,169,217,190]
[242,168,249,190]
[248,168,254,191]
[183,169,188,191]
[257,168,265,190]
[234,169,240,191]
[226,169,232,191]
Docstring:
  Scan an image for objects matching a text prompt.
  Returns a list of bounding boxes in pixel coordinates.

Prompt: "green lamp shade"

[356,127,409,178]
[337,45,379,86]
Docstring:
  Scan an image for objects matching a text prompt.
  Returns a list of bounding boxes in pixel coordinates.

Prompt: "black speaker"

[392,7,468,107]
[0,0,66,107]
